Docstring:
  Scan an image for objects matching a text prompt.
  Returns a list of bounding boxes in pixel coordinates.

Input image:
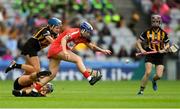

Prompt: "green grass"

[0,80,180,108]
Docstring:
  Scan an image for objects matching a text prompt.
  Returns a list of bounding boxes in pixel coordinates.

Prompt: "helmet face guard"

[45,83,54,94]
[151,15,162,27]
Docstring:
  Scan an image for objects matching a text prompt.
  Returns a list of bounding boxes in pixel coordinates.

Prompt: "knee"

[145,73,151,77]
[29,74,36,81]
[145,70,152,77]
[156,72,163,78]
[34,67,41,73]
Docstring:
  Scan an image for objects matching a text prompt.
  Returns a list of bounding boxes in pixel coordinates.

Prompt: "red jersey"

[48,28,90,58]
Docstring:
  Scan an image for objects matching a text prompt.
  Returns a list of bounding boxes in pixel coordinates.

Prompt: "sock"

[14,63,22,69]
[37,70,51,78]
[140,86,145,91]
[90,69,93,75]
[153,75,160,81]
[83,70,92,81]
[87,76,92,81]
[21,90,27,96]
[36,73,41,78]
[33,82,42,92]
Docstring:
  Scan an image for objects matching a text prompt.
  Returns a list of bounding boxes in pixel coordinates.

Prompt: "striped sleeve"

[42,29,51,37]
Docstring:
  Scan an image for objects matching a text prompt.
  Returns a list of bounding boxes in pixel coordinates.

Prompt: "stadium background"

[0,0,179,80]
[0,0,180,108]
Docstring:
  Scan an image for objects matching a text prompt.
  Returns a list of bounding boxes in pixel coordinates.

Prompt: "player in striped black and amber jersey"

[5,17,62,75]
[136,14,170,95]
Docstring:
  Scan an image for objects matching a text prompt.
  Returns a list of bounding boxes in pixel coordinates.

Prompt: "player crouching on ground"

[12,70,53,97]
[136,14,170,95]
[30,21,112,93]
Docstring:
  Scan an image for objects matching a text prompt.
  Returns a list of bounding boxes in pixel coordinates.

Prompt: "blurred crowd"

[0,0,179,63]
[138,0,180,47]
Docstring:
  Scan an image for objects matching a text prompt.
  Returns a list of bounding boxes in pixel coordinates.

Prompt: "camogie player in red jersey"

[32,21,112,92]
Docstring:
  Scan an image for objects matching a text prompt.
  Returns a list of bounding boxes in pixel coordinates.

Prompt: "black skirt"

[13,78,25,90]
[21,38,41,57]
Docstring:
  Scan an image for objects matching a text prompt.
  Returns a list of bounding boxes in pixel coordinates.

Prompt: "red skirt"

[47,44,62,58]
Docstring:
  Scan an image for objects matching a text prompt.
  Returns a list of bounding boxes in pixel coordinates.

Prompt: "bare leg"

[6,55,41,75]
[23,56,41,75]
[38,50,86,87]
[18,72,38,86]
[139,62,153,92]
[39,58,60,86]
[22,56,34,75]
[57,50,87,73]
[154,65,164,81]
[55,50,103,85]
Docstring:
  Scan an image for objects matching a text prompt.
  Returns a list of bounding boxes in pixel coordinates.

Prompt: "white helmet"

[151,14,162,27]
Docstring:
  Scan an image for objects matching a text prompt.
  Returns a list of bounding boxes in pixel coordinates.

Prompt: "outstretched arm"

[85,42,112,55]
[61,35,71,60]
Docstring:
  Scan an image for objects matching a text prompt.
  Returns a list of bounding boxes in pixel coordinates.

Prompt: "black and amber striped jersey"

[139,27,169,51]
[33,26,57,49]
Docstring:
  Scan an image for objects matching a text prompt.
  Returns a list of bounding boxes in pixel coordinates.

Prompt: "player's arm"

[136,39,146,53]
[45,36,54,43]
[85,42,112,55]
[136,32,147,53]
[164,33,170,51]
[159,33,170,53]
[61,35,71,60]
[158,43,170,53]
[61,35,71,52]
[42,29,55,43]
[164,43,170,50]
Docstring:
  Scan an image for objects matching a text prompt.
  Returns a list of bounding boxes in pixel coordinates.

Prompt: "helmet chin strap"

[81,29,86,33]
[49,25,55,30]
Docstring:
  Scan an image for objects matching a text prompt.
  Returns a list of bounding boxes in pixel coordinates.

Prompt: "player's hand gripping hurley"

[135,44,179,56]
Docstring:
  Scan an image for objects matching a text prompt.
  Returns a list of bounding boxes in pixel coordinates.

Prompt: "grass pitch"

[0,80,180,108]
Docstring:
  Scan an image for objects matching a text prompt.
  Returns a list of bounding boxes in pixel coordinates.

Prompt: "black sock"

[36,70,51,78]
[21,90,27,96]
[140,86,145,91]
[14,63,22,69]
[12,90,26,96]
[153,77,160,81]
